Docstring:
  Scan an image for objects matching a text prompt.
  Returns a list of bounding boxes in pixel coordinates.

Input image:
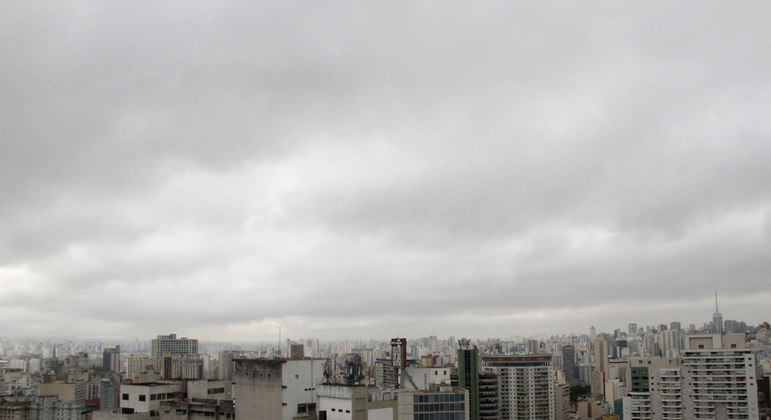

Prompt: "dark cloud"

[1,1,769,340]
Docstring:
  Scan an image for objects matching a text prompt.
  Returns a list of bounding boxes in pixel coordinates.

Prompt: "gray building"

[151,334,198,357]
[561,345,576,384]
[233,358,324,420]
[103,346,120,373]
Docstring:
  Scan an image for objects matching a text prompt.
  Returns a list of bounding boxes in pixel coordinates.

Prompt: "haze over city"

[1,1,770,342]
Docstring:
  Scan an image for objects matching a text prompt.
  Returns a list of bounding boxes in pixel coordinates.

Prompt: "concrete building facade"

[316,384,397,420]
[233,358,325,420]
[623,334,758,420]
[481,355,555,420]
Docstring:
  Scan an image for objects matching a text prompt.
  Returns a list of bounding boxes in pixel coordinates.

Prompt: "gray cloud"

[1,1,770,340]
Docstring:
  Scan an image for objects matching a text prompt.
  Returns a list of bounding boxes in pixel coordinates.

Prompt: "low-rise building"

[119,382,185,415]
[316,384,397,419]
[396,385,469,420]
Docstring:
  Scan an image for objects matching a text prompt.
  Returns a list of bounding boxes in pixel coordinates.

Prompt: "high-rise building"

[659,329,683,358]
[561,345,577,384]
[478,372,499,420]
[711,291,724,334]
[457,339,480,420]
[682,334,757,419]
[218,350,242,382]
[623,334,758,419]
[103,346,120,373]
[554,383,570,420]
[592,337,610,398]
[233,358,325,420]
[290,343,305,360]
[482,354,555,420]
[162,352,173,380]
[151,334,198,357]
[629,323,638,336]
[99,379,117,411]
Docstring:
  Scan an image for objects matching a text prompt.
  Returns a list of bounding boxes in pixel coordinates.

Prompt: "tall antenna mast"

[278,324,282,356]
[714,289,719,312]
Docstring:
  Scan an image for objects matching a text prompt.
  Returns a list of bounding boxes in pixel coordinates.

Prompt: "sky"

[1,1,770,342]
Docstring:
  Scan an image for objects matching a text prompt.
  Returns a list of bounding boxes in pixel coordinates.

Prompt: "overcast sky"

[1,1,769,342]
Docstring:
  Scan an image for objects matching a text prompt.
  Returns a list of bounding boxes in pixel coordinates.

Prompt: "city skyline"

[1,2,770,341]
[0,304,761,343]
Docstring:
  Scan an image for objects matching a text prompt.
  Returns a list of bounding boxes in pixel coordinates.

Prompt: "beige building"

[38,380,86,403]
[126,355,163,379]
[482,354,555,420]
[623,334,758,419]
[682,334,757,419]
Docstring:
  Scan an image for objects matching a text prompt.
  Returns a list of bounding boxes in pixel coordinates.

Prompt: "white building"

[481,354,555,420]
[682,334,757,419]
[399,366,452,391]
[119,382,184,415]
[315,384,397,420]
[623,334,758,420]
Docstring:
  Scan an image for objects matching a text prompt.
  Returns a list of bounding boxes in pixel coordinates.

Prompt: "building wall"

[402,367,452,391]
[38,380,85,403]
[316,384,398,420]
[318,395,353,419]
[368,407,396,420]
[234,358,324,420]
[234,359,284,419]
[281,359,325,419]
[119,383,184,415]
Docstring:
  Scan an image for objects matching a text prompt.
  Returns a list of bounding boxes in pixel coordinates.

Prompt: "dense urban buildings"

[0,308,769,420]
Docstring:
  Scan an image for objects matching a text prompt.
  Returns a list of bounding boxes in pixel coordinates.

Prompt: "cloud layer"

[1,1,770,340]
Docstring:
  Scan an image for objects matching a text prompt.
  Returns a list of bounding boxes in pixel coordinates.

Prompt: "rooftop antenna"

[714,289,719,312]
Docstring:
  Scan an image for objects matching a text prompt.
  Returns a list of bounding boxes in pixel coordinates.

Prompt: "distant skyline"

[1,1,770,341]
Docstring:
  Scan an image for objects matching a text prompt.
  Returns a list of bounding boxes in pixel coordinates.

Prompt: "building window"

[139,395,146,401]
[122,394,129,400]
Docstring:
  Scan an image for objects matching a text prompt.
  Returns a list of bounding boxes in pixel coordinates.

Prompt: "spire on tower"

[714,289,719,313]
